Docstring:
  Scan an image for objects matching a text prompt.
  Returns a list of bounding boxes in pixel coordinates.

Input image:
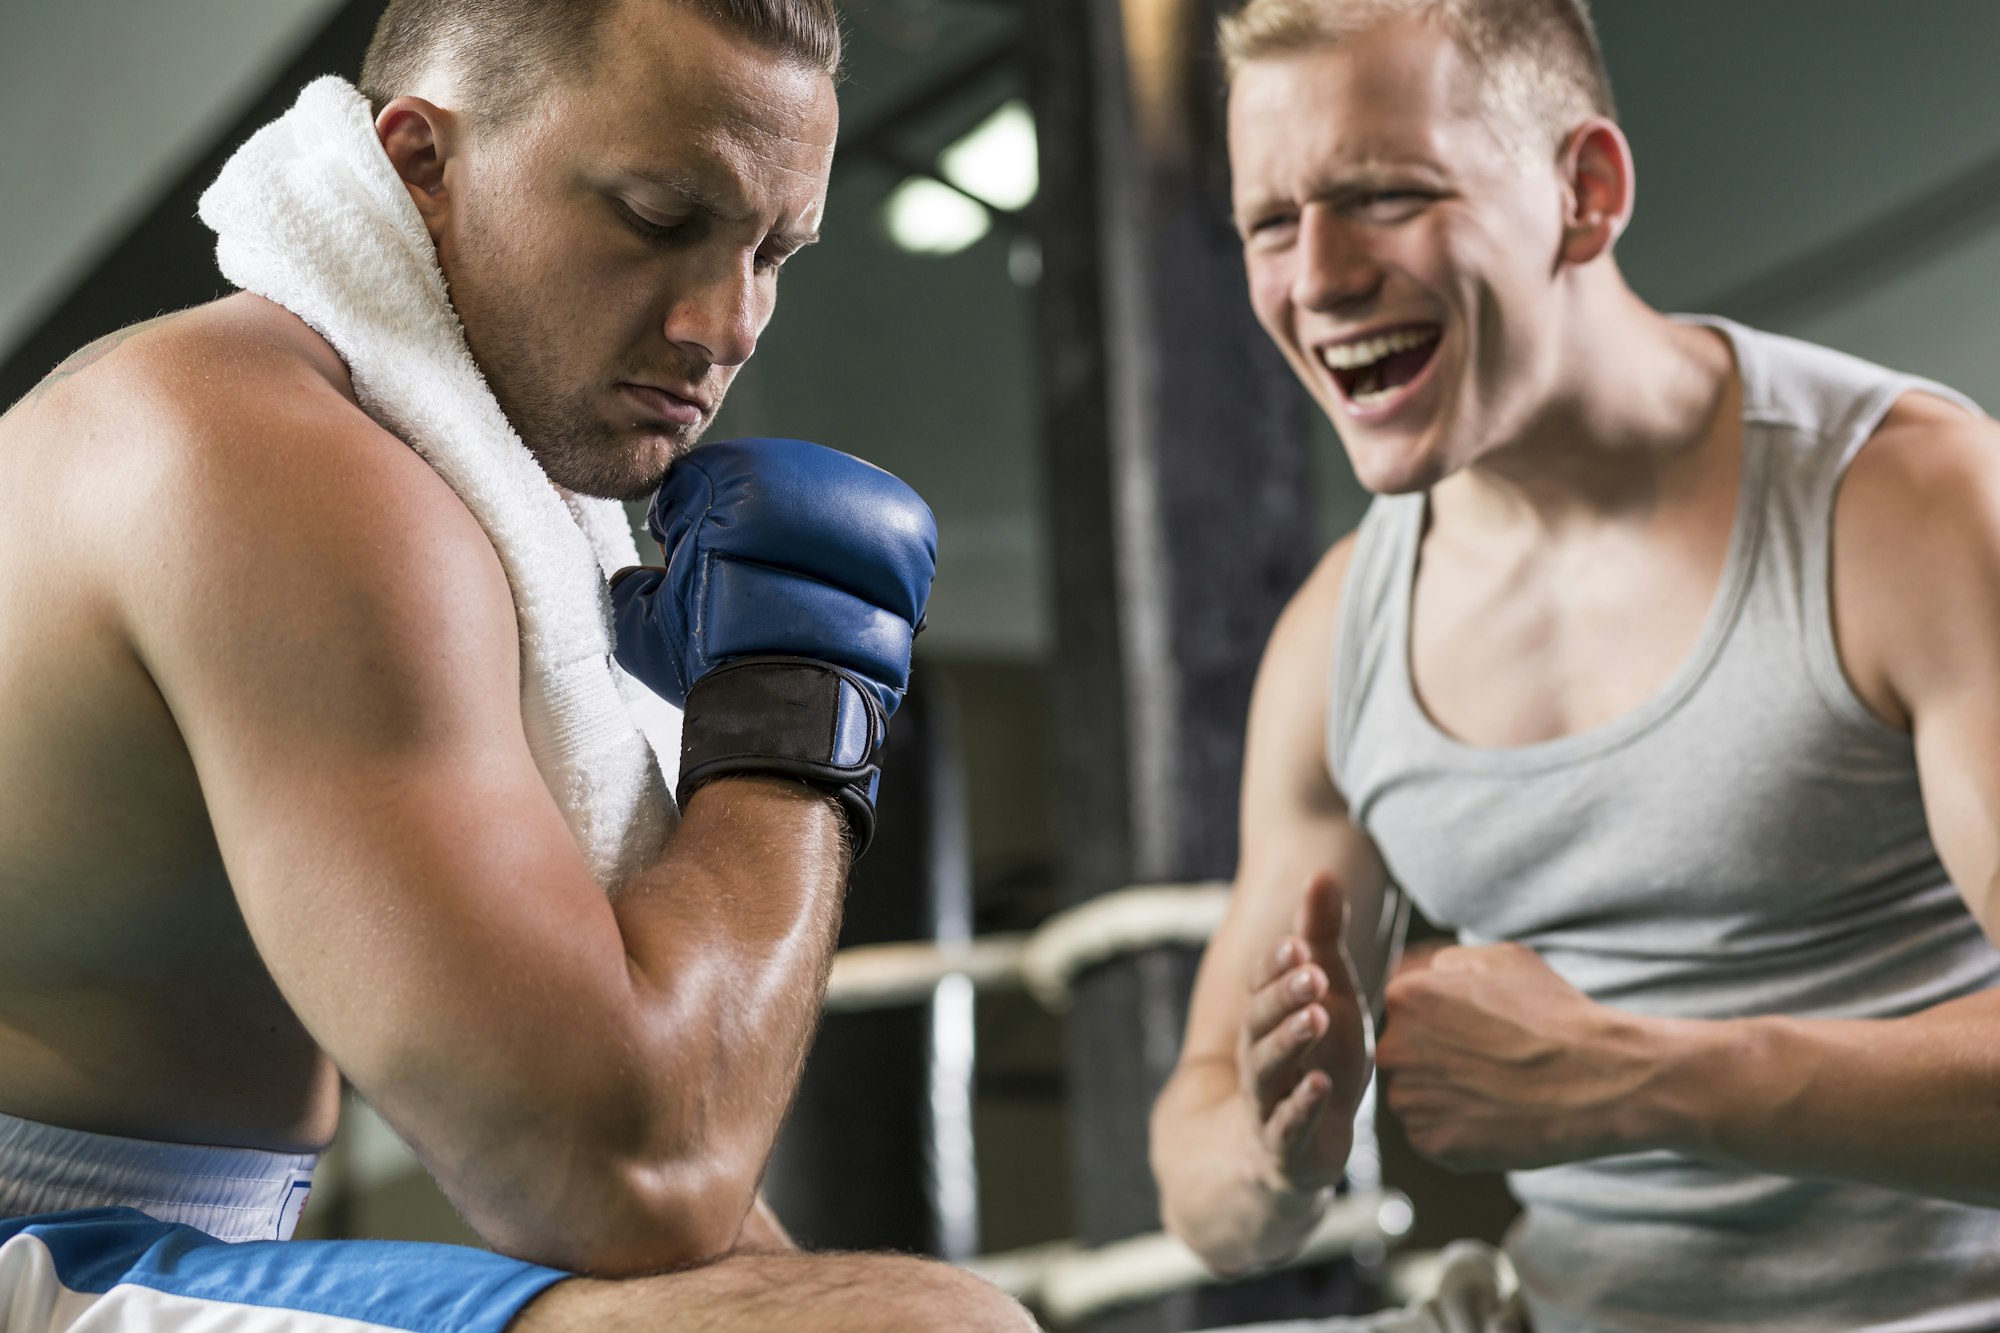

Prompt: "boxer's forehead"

[550,0,838,231]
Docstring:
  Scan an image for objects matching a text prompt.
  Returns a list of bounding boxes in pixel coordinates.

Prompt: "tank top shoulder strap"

[1687,316,1987,730]
[1328,493,1425,789]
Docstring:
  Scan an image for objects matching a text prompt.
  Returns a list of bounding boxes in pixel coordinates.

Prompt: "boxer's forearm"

[1152,1058,1334,1275]
[449,777,844,1275]
[596,779,846,1237]
[1642,989,2000,1205]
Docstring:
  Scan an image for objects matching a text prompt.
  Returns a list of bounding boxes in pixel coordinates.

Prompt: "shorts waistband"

[0,1109,318,1242]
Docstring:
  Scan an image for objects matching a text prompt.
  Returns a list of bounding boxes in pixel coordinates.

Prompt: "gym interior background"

[7,1,1999,1327]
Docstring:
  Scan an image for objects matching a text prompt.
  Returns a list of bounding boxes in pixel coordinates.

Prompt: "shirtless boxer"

[1152,1,2000,1329]
[0,0,1028,1329]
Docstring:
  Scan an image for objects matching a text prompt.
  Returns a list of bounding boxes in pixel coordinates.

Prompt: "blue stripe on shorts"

[1,1207,568,1333]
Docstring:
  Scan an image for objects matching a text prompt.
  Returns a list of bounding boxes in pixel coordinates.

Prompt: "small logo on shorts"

[277,1175,313,1239]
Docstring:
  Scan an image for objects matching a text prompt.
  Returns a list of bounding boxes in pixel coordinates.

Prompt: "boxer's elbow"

[527,1156,755,1276]
[610,1151,760,1270]
[432,1033,769,1274]
[549,1081,770,1273]
[478,1121,760,1275]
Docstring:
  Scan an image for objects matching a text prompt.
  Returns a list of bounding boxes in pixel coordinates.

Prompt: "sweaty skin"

[1154,16,2000,1275]
[0,1,862,1281]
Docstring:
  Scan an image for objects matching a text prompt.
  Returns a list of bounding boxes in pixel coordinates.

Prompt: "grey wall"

[1598,0,2000,403]
[0,0,344,356]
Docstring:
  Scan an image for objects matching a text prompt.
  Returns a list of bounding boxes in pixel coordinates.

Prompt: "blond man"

[1153,2,2000,1328]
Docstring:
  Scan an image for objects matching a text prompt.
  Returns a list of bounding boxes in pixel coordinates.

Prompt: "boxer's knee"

[511,1250,1037,1333]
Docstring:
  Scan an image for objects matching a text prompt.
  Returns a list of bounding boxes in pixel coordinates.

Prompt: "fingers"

[1293,871,1347,952]
[1246,957,1328,1042]
[1261,1066,1331,1164]
[1250,934,1308,994]
[1247,1001,1329,1110]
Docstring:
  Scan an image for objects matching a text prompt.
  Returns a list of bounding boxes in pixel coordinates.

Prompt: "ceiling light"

[884,176,992,255]
[939,99,1038,212]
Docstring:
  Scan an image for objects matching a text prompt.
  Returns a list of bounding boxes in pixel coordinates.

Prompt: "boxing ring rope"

[823,881,1236,1013]
[967,1189,1414,1327]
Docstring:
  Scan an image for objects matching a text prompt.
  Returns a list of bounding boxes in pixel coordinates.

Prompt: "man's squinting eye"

[1243,213,1298,248]
[1353,189,1431,220]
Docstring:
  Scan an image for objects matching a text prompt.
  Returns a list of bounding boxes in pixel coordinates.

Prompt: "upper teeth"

[1319,326,1435,371]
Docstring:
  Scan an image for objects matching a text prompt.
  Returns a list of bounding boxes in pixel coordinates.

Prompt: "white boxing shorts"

[0,1113,565,1332]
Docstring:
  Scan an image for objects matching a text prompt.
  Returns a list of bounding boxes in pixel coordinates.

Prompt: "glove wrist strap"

[678,656,885,856]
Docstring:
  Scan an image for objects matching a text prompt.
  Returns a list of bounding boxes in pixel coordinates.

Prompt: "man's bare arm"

[121,377,844,1274]
[1151,536,1391,1274]
[1634,395,2000,1203]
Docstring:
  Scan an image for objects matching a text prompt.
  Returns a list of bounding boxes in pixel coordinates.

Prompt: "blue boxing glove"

[610,438,937,855]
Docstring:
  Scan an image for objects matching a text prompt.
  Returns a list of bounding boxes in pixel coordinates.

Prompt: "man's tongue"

[1377,339,1435,390]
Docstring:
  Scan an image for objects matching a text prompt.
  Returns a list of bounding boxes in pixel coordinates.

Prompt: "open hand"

[1236,872,1374,1194]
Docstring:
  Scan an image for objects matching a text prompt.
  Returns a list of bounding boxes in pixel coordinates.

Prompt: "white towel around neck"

[198,76,676,887]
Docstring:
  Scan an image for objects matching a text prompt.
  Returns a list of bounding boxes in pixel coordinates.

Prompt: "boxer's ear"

[1556,118,1633,268]
[376,97,456,239]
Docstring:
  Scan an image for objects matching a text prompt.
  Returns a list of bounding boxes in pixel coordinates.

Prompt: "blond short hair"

[1219,0,1615,156]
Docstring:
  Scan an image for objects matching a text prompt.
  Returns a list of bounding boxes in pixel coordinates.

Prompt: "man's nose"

[662,251,762,368]
[1292,205,1380,313]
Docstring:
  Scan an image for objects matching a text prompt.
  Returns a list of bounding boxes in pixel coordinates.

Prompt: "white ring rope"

[825,881,1233,1013]
[965,1189,1415,1326]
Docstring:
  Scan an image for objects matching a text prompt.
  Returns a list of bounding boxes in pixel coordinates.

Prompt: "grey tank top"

[1330,316,2000,1333]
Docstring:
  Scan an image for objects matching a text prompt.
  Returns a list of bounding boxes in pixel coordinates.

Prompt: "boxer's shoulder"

[10,296,518,725]
[99,297,505,614]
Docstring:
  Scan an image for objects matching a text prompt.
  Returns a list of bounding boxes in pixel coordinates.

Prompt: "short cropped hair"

[359,0,843,125]
[1219,0,1615,156]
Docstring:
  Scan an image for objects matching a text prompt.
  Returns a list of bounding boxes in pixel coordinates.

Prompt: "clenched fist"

[1378,941,1676,1172]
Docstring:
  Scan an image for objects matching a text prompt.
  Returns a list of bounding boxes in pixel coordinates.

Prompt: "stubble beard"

[502,371,702,502]
[455,273,710,502]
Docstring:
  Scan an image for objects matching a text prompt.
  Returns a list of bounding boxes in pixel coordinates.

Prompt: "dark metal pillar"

[1024,0,1360,1326]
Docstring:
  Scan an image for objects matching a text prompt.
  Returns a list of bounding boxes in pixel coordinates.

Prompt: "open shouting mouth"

[1317,323,1443,418]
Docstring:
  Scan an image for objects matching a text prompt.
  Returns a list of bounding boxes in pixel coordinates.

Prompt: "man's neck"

[1433,284,1739,540]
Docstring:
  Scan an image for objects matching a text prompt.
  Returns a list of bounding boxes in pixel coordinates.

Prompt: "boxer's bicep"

[1181,536,1388,1069]
[122,414,637,1145]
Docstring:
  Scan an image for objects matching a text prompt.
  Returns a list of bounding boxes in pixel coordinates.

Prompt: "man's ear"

[376,96,456,241]
[1556,118,1634,268]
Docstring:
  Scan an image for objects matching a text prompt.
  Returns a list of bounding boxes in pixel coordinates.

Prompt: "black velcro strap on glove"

[678,656,887,857]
